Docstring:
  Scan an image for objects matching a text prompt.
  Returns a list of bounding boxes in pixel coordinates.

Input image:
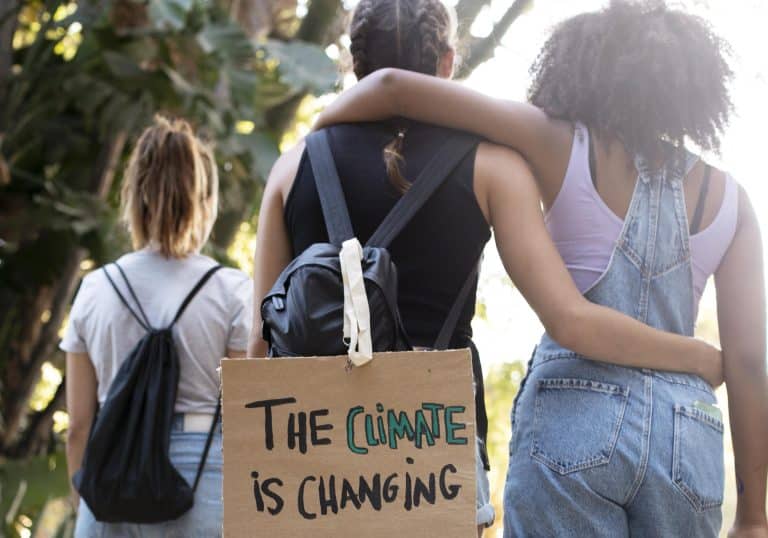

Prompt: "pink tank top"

[545,123,739,304]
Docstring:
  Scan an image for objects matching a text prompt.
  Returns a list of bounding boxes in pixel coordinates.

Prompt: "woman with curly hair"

[315,1,768,536]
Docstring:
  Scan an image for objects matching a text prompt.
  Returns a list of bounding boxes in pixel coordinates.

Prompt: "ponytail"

[121,116,217,258]
[382,128,410,194]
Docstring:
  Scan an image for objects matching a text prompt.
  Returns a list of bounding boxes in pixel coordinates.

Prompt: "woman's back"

[546,124,739,309]
[285,121,490,347]
[62,249,252,413]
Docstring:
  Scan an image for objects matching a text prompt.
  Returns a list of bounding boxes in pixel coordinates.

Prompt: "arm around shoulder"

[480,142,722,383]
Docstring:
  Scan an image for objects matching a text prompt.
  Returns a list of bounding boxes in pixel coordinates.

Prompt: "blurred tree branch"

[7,376,66,457]
[456,0,489,44]
[456,0,532,79]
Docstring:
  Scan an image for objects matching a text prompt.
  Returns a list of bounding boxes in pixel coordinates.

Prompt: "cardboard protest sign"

[221,349,476,537]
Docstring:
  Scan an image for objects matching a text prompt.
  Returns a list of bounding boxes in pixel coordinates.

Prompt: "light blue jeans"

[75,417,222,538]
[504,354,723,537]
[477,437,494,528]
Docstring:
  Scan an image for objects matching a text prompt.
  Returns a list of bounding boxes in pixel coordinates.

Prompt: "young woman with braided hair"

[251,1,729,534]
[315,1,766,536]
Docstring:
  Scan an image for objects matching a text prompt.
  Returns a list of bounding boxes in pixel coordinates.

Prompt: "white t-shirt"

[60,248,252,414]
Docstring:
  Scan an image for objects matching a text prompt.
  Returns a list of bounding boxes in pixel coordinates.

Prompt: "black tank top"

[285,121,490,345]
[285,122,492,463]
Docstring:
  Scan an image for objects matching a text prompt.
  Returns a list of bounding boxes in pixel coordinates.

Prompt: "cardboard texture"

[221,349,476,537]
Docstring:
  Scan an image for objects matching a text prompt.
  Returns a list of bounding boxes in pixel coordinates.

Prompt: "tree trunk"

[0,0,18,84]
[296,0,342,45]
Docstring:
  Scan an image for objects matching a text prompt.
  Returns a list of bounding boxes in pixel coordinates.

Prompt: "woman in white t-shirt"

[61,116,251,537]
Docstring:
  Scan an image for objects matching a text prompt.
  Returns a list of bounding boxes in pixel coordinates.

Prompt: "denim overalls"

[504,153,724,537]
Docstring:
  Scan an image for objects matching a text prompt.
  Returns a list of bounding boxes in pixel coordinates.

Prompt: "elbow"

[543,304,584,351]
[724,350,768,381]
[66,417,92,446]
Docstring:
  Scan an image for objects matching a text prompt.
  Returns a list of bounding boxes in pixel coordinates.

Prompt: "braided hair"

[349,0,456,193]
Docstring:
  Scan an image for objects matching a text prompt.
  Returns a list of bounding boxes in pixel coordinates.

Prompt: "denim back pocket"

[672,405,724,511]
[531,378,629,475]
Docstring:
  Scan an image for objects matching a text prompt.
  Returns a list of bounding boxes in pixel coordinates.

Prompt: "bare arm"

[715,187,768,537]
[476,143,722,384]
[315,68,573,206]
[247,143,303,357]
[66,352,98,506]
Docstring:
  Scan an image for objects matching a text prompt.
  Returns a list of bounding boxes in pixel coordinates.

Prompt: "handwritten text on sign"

[221,350,476,537]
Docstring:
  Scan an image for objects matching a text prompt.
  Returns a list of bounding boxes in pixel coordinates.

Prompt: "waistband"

[171,412,219,433]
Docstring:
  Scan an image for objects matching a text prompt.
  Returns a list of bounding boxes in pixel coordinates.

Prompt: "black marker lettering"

[245,397,296,450]
[309,409,333,446]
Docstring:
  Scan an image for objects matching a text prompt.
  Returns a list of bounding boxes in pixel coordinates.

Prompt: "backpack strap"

[102,264,152,331]
[366,132,478,249]
[305,130,355,247]
[192,391,221,492]
[170,265,223,327]
[433,257,481,350]
[364,132,480,351]
[113,263,153,330]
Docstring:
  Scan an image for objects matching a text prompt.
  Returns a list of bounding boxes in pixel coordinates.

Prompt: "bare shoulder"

[265,140,306,204]
[734,182,759,232]
[473,142,538,223]
[475,142,537,193]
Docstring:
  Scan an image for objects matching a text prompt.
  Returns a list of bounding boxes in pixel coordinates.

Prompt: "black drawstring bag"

[73,263,222,523]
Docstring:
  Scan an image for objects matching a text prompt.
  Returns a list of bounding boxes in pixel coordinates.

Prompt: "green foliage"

[0,0,339,467]
[0,451,70,536]
[483,360,526,537]
[0,0,339,280]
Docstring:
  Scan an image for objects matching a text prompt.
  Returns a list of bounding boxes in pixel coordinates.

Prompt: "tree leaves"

[264,39,338,96]
[0,0,344,472]
[196,22,253,62]
[148,0,194,31]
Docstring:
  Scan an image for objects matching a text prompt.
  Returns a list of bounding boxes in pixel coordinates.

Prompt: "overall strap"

[192,391,221,492]
[102,264,152,331]
[170,265,223,327]
[305,130,355,246]
[689,164,712,235]
[366,132,478,249]
[433,258,481,350]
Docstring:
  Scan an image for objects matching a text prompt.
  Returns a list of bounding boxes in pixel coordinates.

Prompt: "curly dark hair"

[528,0,733,162]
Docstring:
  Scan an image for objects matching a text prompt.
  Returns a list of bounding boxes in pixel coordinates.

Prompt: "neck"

[592,133,636,180]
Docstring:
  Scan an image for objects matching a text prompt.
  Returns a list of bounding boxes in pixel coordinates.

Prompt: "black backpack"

[74,263,222,523]
[261,129,480,358]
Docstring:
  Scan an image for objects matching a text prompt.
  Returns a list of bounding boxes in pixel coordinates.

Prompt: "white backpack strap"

[339,238,373,366]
